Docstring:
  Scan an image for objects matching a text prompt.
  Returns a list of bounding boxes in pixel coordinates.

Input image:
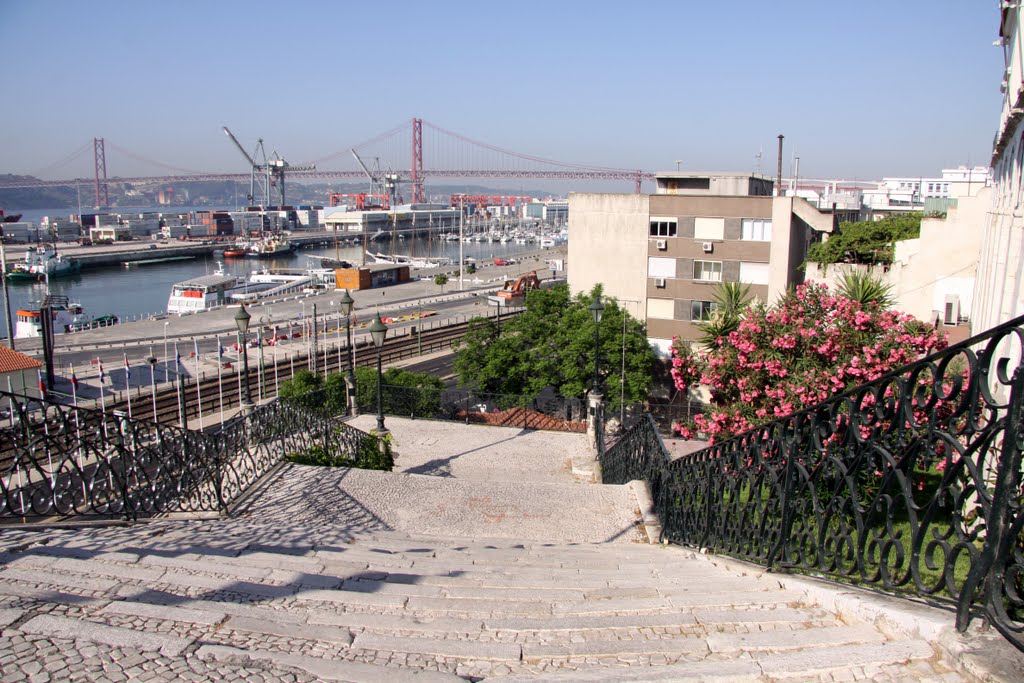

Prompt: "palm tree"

[836,270,894,309]
[695,281,753,348]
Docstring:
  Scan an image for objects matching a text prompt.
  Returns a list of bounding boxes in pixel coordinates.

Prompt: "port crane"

[351,149,406,208]
[222,126,314,207]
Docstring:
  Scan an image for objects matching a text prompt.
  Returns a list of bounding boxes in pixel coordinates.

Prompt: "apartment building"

[568,172,833,356]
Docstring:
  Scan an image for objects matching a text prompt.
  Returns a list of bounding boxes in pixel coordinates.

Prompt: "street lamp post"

[590,296,604,392]
[339,290,357,416]
[369,312,388,434]
[234,304,253,413]
[587,295,605,450]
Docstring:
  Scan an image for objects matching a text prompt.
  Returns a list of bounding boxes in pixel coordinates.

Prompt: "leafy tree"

[353,366,445,417]
[453,284,656,412]
[671,282,946,443]
[434,273,449,292]
[836,270,894,309]
[278,370,323,410]
[807,213,922,268]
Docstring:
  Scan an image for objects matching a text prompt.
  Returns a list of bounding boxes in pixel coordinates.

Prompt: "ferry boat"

[167,271,242,314]
[5,246,81,282]
[14,295,116,338]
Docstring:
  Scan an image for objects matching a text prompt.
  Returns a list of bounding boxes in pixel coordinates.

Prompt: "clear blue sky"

[0,0,1004,184]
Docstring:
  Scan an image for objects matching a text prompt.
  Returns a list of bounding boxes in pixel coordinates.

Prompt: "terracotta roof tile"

[0,346,43,373]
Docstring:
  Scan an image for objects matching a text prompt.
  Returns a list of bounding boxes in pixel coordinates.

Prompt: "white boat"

[15,295,116,338]
[365,251,452,269]
[6,246,81,282]
[247,236,293,258]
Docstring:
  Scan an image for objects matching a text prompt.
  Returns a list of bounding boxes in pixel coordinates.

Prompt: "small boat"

[365,251,452,269]
[6,245,81,282]
[247,236,293,258]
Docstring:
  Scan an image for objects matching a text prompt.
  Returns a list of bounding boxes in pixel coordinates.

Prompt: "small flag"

[37,370,46,399]
[98,360,106,383]
[175,346,181,367]
[123,353,131,381]
[69,364,79,390]
[218,337,225,357]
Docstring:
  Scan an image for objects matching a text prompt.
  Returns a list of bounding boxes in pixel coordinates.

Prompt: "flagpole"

[69,364,85,498]
[148,349,158,423]
[97,357,108,441]
[217,335,225,425]
[123,351,133,420]
[194,338,204,429]
[175,343,183,425]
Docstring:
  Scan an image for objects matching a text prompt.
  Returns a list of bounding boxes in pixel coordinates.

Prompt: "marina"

[0,224,561,327]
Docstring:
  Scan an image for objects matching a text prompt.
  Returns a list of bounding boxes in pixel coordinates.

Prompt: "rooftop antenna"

[754,147,763,176]
[674,159,683,171]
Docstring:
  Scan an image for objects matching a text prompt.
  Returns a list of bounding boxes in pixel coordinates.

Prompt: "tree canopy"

[806,213,921,268]
[453,284,656,411]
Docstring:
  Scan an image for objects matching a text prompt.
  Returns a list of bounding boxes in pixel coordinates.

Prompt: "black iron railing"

[599,315,1024,652]
[0,388,375,521]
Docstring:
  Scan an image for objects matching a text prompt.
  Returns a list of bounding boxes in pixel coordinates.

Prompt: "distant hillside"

[0,175,566,213]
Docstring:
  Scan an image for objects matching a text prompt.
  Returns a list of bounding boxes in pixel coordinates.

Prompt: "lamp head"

[339,289,354,316]
[590,296,604,324]
[369,312,388,348]
[234,304,251,334]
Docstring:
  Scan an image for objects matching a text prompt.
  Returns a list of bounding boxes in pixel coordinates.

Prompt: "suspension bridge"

[0,118,655,203]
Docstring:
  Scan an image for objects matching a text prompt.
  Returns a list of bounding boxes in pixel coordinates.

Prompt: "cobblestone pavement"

[1,420,1021,681]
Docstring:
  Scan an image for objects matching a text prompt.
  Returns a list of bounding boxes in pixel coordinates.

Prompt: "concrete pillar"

[587,389,604,452]
[345,375,359,417]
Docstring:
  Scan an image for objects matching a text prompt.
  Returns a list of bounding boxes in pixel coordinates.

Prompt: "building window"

[647,298,675,319]
[649,218,677,237]
[741,218,772,241]
[692,260,722,282]
[690,300,716,321]
[694,217,725,240]
[739,261,770,285]
[648,257,676,278]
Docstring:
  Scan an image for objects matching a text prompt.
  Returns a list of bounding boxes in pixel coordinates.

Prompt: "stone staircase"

[0,418,981,681]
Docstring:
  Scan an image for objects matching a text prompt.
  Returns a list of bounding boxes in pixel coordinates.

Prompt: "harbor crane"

[351,149,405,208]
[222,126,314,207]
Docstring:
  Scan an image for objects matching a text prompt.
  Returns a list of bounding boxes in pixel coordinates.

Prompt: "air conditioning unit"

[656,239,667,250]
[702,241,714,253]
[654,277,666,288]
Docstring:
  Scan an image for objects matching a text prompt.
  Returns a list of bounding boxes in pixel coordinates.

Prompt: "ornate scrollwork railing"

[600,316,1024,652]
[0,388,376,521]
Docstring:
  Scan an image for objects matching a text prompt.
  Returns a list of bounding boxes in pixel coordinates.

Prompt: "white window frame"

[690,300,717,321]
[649,217,677,237]
[692,260,722,282]
[741,218,772,241]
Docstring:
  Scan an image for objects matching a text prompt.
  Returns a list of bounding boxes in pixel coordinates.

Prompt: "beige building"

[975,5,1024,335]
[806,188,990,343]
[568,172,832,356]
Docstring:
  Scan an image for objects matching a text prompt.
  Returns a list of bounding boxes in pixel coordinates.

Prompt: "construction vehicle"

[488,271,541,307]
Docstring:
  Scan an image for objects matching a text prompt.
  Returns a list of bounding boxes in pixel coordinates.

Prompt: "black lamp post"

[369,312,388,433]
[590,295,604,393]
[339,290,357,415]
[146,354,158,423]
[234,303,252,412]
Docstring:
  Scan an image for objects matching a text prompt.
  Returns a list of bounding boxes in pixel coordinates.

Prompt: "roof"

[0,346,43,373]
[172,274,237,289]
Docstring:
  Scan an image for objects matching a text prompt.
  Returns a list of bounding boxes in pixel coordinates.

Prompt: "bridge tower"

[411,117,424,204]
[93,137,109,208]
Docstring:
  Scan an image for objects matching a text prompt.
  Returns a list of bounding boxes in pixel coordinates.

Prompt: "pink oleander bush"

[671,282,949,445]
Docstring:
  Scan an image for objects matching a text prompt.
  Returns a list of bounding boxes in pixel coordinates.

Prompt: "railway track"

[102,316,505,427]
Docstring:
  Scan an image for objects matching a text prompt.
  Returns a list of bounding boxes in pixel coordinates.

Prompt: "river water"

[4,208,548,320]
